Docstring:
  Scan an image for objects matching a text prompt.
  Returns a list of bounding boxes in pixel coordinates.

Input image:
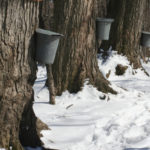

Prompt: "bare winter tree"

[102,0,146,68]
[44,0,116,104]
[0,0,43,149]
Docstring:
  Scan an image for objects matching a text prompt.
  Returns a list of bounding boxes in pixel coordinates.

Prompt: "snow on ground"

[33,51,150,150]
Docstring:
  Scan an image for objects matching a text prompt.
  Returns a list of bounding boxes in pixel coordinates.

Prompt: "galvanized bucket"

[96,18,114,40]
[141,31,150,48]
[36,28,63,64]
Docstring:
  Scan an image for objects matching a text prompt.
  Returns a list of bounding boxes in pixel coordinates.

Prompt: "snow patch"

[33,51,150,150]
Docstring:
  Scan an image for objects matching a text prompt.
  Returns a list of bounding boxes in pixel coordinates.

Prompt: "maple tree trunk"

[0,0,42,149]
[46,0,116,96]
[103,0,146,68]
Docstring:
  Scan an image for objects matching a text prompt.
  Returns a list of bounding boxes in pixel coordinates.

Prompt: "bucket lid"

[96,18,114,23]
[36,28,64,36]
[142,31,150,35]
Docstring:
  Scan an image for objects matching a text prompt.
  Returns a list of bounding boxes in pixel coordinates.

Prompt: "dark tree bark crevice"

[19,96,41,147]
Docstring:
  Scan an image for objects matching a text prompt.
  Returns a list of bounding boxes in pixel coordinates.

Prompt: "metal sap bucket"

[36,28,63,64]
[140,31,150,48]
[96,18,114,40]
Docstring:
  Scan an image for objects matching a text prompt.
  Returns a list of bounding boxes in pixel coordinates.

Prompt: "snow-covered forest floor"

[33,50,150,150]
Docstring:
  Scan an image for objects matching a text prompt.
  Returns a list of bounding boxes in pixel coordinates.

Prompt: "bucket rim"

[36,28,64,36]
[142,31,150,35]
[96,18,114,23]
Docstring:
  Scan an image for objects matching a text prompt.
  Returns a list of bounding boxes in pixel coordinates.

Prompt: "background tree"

[0,0,42,149]
[101,0,146,69]
[45,0,116,103]
[142,0,150,61]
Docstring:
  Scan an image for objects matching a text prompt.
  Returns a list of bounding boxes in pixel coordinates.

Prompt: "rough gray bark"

[0,0,41,149]
[97,0,107,17]
[39,0,54,30]
[48,0,116,96]
[143,0,150,31]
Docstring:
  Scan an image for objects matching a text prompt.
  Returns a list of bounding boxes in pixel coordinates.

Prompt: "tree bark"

[47,65,56,104]
[39,0,54,30]
[143,0,150,32]
[97,0,107,17]
[142,0,150,60]
[0,0,41,149]
[102,0,146,68]
[48,0,116,96]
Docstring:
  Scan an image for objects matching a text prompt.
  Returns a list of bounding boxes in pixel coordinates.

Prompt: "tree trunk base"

[19,96,42,148]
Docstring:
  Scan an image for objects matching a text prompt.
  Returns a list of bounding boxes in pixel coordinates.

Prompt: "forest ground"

[33,50,150,150]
